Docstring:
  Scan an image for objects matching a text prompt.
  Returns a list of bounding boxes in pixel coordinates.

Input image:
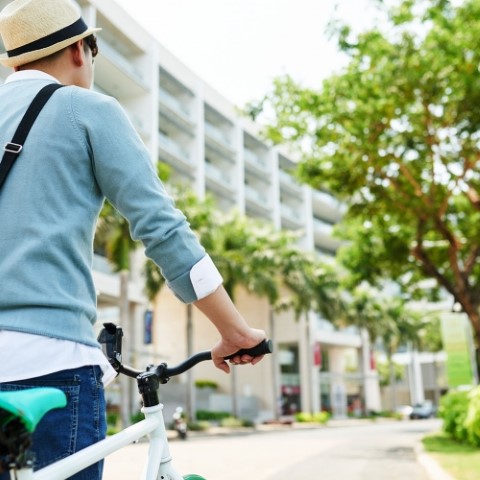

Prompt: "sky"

[113,0,378,108]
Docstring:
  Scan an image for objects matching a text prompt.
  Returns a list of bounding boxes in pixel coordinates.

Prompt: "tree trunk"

[231,367,238,418]
[458,303,480,379]
[269,308,280,419]
[387,349,397,412]
[461,302,480,346]
[432,356,440,407]
[186,304,195,421]
[119,269,131,428]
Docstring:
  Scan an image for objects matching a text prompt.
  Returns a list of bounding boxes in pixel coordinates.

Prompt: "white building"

[0,0,381,419]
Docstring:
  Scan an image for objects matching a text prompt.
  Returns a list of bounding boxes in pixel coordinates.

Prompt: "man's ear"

[70,40,85,67]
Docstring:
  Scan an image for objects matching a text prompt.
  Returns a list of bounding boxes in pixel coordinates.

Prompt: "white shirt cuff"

[190,255,223,300]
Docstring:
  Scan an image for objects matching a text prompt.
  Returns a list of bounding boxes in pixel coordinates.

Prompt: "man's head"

[0,0,100,68]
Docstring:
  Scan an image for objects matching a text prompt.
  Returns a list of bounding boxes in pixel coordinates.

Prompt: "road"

[103,419,441,480]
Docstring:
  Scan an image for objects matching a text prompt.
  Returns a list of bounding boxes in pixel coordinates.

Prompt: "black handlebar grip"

[224,339,273,360]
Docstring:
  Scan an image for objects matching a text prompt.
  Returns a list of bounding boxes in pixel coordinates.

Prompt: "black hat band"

[7,17,88,58]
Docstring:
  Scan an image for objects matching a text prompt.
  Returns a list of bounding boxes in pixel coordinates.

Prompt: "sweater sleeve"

[70,89,222,303]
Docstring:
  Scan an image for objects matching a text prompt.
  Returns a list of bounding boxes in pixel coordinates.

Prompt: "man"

[0,0,266,478]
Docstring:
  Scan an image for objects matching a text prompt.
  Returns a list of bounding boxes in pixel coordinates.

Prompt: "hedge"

[439,386,480,447]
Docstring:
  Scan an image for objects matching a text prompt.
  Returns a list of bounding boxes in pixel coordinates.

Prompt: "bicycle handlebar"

[98,323,273,383]
[117,339,273,381]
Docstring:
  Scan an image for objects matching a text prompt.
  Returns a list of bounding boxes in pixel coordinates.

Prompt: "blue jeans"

[0,366,106,480]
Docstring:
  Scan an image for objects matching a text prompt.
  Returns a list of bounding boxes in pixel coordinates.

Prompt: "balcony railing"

[93,254,114,275]
[245,185,269,206]
[205,123,232,148]
[205,162,233,186]
[313,218,334,236]
[244,149,267,169]
[98,38,145,85]
[280,204,303,224]
[158,132,192,164]
[159,90,192,119]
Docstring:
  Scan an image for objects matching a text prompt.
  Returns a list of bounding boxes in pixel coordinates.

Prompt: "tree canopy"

[249,0,480,344]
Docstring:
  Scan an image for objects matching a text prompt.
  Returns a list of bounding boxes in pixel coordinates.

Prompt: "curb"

[165,417,395,440]
[415,443,456,480]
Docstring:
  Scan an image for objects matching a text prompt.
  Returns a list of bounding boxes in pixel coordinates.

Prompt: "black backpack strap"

[0,83,65,189]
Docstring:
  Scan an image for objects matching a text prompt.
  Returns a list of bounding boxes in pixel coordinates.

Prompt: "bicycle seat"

[0,388,67,432]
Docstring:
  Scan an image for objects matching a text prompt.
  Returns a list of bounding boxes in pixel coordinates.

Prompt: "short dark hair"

[83,34,98,58]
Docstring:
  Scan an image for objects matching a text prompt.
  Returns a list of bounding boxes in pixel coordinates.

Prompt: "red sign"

[313,343,322,367]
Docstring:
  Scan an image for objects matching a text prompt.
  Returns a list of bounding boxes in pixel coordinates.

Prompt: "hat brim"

[0,27,101,67]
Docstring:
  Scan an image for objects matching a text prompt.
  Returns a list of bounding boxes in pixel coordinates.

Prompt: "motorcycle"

[172,406,187,440]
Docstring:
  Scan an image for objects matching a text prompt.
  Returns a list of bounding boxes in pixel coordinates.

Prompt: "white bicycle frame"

[11,403,184,480]
[4,327,271,480]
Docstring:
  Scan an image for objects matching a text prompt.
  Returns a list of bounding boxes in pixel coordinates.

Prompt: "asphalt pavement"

[104,419,455,480]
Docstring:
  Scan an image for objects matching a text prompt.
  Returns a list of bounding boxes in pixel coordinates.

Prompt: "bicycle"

[0,322,273,480]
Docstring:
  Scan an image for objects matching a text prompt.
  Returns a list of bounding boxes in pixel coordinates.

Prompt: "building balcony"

[279,170,303,199]
[93,254,114,275]
[94,39,149,98]
[158,90,196,133]
[158,132,195,176]
[244,149,269,178]
[244,185,272,217]
[204,123,236,159]
[128,114,150,139]
[205,162,236,196]
[312,190,344,223]
[313,218,342,252]
[280,203,304,229]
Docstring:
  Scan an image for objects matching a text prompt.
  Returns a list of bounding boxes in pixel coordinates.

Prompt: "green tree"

[250,0,480,347]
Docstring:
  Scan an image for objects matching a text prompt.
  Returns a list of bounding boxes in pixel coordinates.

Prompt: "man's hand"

[211,328,266,373]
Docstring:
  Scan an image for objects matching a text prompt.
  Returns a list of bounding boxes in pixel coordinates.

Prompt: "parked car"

[409,400,436,419]
[395,404,413,420]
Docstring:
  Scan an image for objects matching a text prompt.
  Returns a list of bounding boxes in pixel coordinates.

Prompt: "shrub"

[312,411,330,424]
[220,416,244,428]
[294,412,311,423]
[107,425,120,436]
[465,387,480,447]
[294,411,329,424]
[130,411,144,424]
[194,379,219,390]
[187,421,210,431]
[196,410,231,421]
[106,411,119,427]
[439,389,470,443]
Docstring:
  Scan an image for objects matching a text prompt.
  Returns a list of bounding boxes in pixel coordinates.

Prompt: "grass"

[422,433,480,480]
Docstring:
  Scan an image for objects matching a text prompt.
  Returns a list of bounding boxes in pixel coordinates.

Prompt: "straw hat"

[0,0,101,67]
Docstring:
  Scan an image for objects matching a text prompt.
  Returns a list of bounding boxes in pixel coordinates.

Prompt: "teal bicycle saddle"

[0,388,67,433]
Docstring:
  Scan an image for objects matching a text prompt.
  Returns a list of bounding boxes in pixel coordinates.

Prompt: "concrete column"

[360,329,382,412]
[298,314,311,413]
[329,347,347,418]
[308,314,320,413]
[408,345,425,405]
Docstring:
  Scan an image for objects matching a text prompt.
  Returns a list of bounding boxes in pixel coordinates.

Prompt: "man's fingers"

[214,358,230,373]
[228,354,264,365]
[251,354,264,365]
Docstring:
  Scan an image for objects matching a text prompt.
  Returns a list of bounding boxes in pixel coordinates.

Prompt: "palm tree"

[144,174,347,419]
[143,185,217,421]
[95,200,140,427]
[199,211,281,418]
[376,298,422,411]
[337,284,387,414]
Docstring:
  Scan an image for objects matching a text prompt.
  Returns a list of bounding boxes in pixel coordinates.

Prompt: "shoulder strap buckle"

[3,142,23,154]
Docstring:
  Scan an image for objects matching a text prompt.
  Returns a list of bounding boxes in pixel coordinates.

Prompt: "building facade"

[0,0,381,419]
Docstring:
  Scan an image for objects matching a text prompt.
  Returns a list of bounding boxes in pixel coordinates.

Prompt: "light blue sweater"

[0,78,206,347]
